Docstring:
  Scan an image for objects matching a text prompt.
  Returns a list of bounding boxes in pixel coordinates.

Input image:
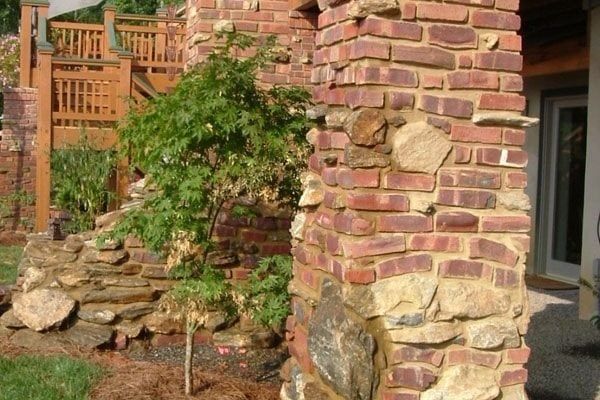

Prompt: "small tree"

[110,33,310,395]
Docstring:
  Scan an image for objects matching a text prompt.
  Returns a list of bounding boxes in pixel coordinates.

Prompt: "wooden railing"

[18,1,181,231]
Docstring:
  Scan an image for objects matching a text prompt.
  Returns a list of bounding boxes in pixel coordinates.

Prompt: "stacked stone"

[185,0,317,86]
[0,88,37,230]
[284,0,534,399]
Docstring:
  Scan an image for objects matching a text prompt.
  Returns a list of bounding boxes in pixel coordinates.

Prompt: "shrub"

[51,135,116,233]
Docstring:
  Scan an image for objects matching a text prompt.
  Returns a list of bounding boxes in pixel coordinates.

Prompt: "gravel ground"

[526,288,600,400]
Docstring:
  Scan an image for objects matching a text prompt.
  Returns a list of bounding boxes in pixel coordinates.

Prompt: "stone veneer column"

[283,0,536,399]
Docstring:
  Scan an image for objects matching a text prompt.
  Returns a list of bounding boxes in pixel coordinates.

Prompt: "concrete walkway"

[526,288,600,400]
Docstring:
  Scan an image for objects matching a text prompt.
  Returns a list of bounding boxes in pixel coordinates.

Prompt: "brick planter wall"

[282,0,534,399]
[0,88,37,231]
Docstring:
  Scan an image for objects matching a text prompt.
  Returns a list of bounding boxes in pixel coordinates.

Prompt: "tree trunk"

[185,322,196,395]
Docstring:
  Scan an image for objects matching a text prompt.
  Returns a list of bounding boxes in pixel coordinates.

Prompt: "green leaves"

[51,135,116,233]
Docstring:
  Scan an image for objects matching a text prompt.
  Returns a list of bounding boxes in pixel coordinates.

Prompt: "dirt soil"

[0,337,281,400]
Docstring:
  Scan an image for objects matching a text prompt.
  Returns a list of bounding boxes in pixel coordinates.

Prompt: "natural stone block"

[421,365,500,400]
[391,121,451,174]
[347,0,399,19]
[343,108,387,147]
[465,317,521,349]
[12,289,76,331]
[389,322,461,344]
[437,282,511,319]
[82,287,158,304]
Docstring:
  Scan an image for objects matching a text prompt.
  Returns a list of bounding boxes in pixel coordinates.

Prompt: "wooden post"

[19,4,33,87]
[156,7,168,64]
[103,3,117,59]
[35,48,53,232]
[116,52,133,206]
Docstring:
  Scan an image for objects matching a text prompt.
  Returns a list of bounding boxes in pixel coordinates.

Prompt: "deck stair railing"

[18,1,185,231]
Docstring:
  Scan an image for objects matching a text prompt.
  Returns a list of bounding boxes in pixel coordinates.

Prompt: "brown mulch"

[0,337,280,400]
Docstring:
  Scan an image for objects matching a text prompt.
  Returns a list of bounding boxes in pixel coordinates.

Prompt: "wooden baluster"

[116,53,133,207]
[35,48,53,232]
[156,7,167,66]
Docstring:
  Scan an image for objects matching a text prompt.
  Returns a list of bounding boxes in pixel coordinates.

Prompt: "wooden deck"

[19,2,185,231]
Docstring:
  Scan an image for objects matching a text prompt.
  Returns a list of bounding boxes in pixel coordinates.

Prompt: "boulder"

[391,121,452,174]
[81,287,158,304]
[348,0,399,19]
[63,321,114,348]
[77,309,116,325]
[343,109,387,146]
[421,365,500,400]
[12,289,76,331]
[308,279,376,400]
[465,317,521,349]
[344,274,438,319]
[436,282,511,319]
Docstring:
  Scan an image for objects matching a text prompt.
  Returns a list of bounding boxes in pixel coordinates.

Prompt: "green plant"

[0,190,34,230]
[236,255,293,328]
[51,135,116,233]
[109,32,309,395]
[161,264,235,394]
[0,355,103,400]
[0,245,23,284]
[592,315,600,330]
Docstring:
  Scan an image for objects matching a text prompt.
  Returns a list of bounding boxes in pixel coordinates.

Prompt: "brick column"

[0,88,37,231]
[283,0,535,399]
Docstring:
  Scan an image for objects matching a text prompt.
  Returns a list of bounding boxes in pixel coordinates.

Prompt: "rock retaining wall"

[282,0,533,399]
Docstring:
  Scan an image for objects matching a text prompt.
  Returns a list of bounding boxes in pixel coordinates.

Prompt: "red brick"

[494,268,520,288]
[476,147,528,168]
[481,216,531,232]
[321,167,338,186]
[427,116,451,133]
[344,268,376,284]
[499,35,522,51]
[439,168,502,188]
[422,74,443,89]
[386,365,436,390]
[389,92,415,110]
[315,211,334,230]
[347,193,410,211]
[506,172,527,188]
[439,259,491,279]
[458,54,473,68]
[511,236,530,252]
[436,212,480,232]
[345,89,385,109]
[496,0,520,11]
[382,391,419,400]
[501,75,523,92]
[419,95,473,118]
[472,10,521,30]
[474,52,523,72]
[323,191,343,210]
[331,131,350,149]
[384,172,437,192]
[240,229,267,242]
[378,215,433,233]
[342,235,407,258]
[499,368,528,386]
[336,168,380,189]
[392,346,445,366]
[505,346,531,364]
[333,212,376,236]
[349,38,390,60]
[409,234,461,252]
[479,93,526,111]
[447,349,502,368]
[288,324,313,372]
[243,10,274,21]
[417,3,468,22]
[428,24,477,49]
[358,17,422,41]
[503,129,525,145]
[377,254,432,278]
[320,24,344,45]
[436,189,496,209]
[402,2,417,20]
[297,266,319,290]
[447,71,499,90]
[392,44,456,69]
[326,233,342,255]
[262,242,292,256]
[355,67,418,87]
[450,125,502,144]
[454,145,472,164]
[469,237,518,266]
[236,21,259,31]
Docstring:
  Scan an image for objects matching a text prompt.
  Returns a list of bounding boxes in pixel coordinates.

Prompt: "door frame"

[535,87,589,283]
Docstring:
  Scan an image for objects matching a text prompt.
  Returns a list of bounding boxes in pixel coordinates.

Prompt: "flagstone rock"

[389,322,462,344]
[348,0,399,19]
[22,267,46,292]
[437,282,511,319]
[473,112,539,127]
[465,317,521,349]
[77,309,116,325]
[57,270,91,287]
[392,121,452,174]
[82,287,158,304]
[344,109,387,147]
[345,145,390,168]
[118,302,156,320]
[12,289,76,331]
[308,279,376,400]
[64,321,114,348]
[421,365,500,400]
[299,174,325,207]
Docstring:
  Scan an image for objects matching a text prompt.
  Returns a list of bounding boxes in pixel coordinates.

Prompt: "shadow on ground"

[526,288,600,400]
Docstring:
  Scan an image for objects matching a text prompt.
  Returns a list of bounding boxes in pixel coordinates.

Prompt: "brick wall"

[185,0,317,87]
[283,0,533,398]
[0,88,37,231]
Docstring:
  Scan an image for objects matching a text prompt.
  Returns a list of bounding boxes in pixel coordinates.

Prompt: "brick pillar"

[0,88,37,231]
[283,0,534,399]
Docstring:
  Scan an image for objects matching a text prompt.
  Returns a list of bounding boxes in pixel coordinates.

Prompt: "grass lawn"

[0,245,23,284]
[0,355,103,400]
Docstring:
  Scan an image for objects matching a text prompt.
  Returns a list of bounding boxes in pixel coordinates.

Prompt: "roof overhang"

[584,0,600,10]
